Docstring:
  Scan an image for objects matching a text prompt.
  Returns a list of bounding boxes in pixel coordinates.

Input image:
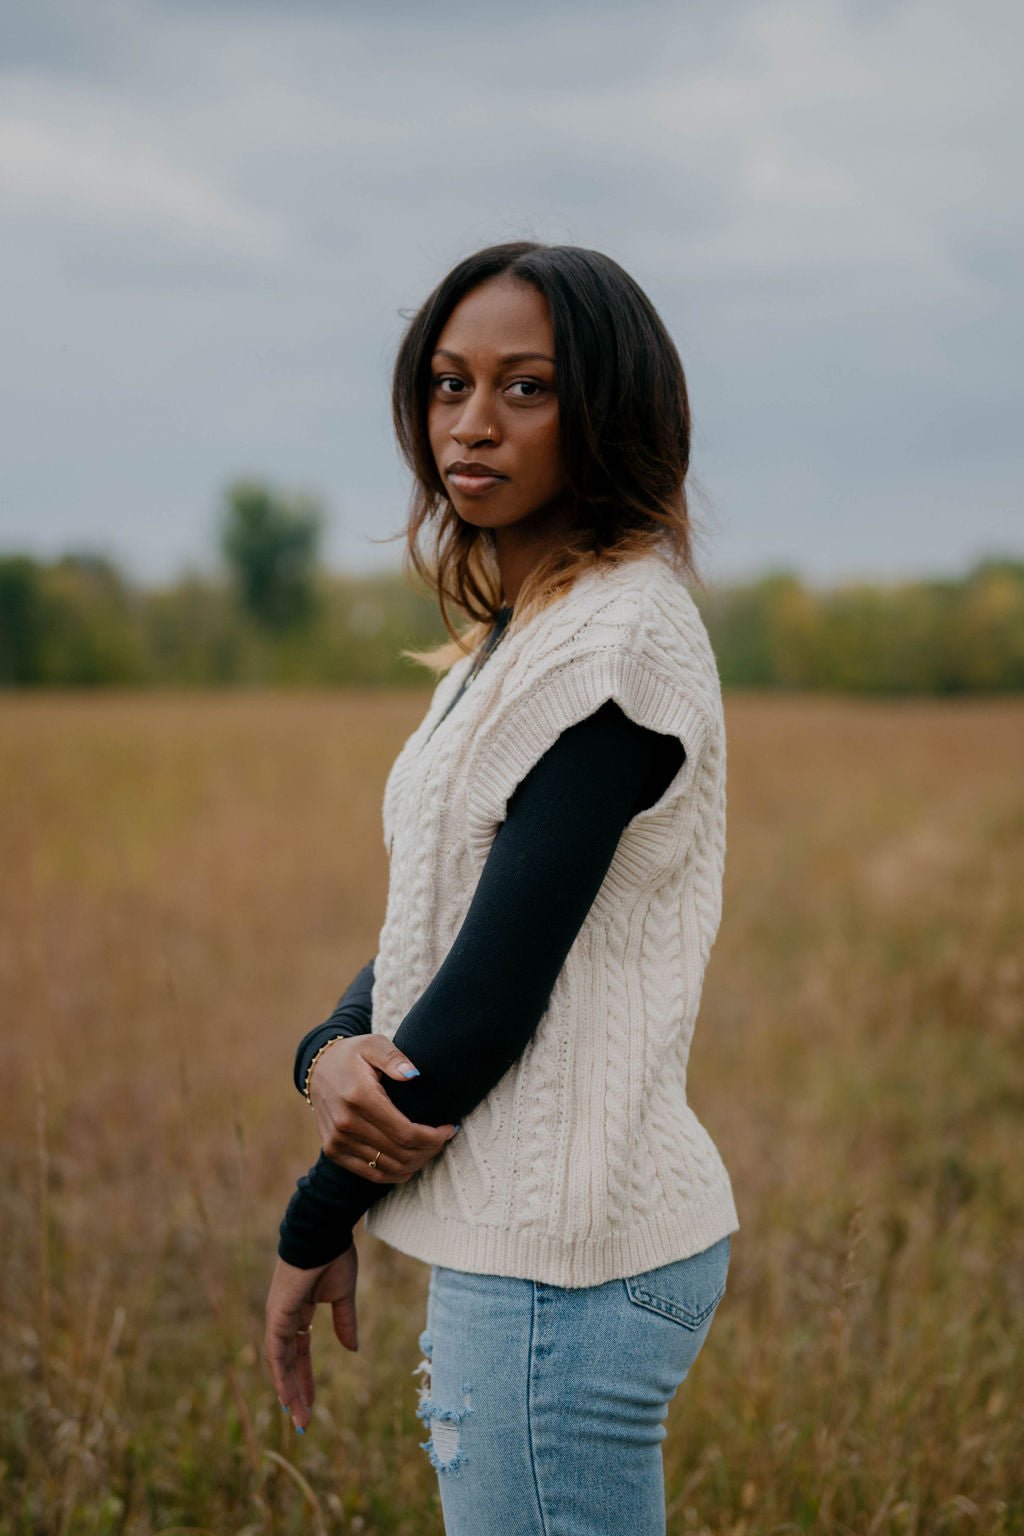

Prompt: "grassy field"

[1,690,1021,1535]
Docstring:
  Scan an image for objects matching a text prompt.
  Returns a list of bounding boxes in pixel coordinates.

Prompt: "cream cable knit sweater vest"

[364,545,738,1286]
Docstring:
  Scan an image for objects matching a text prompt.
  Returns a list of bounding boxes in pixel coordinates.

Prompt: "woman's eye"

[431,375,546,399]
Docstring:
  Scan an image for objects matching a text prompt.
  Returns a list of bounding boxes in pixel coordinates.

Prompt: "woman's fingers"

[309,1038,458,1179]
[327,1130,457,1179]
[314,1248,360,1355]
[325,1102,434,1156]
[294,1329,316,1410]
[331,1291,359,1352]
[358,1033,424,1085]
[265,1252,360,1435]
[348,1062,455,1148]
[341,1143,405,1179]
[266,1313,313,1432]
[323,1146,418,1183]
[313,1040,449,1148]
[321,1129,438,1180]
[264,1257,324,1432]
[322,1104,457,1172]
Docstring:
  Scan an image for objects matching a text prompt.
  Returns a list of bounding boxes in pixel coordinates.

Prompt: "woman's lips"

[448,471,508,496]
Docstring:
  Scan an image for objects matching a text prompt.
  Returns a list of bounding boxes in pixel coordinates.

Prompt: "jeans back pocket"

[624,1234,730,1330]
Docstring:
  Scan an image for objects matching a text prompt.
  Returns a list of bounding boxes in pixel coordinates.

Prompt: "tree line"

[1,480,1022,692]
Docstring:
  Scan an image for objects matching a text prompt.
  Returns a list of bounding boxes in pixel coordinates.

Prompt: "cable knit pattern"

[365,546,738,1286]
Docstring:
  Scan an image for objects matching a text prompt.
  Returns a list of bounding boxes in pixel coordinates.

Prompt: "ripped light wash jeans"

[414,1235,730,1536]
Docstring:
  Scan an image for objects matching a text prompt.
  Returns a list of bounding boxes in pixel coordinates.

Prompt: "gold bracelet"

[303,1035,346,1109]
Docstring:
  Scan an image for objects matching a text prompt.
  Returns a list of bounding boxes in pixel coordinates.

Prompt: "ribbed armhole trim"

[464,647,710,877]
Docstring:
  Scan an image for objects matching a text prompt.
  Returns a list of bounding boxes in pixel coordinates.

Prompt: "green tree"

[38,553,145,684]
[219,479,323,631]
[0,556,46,683]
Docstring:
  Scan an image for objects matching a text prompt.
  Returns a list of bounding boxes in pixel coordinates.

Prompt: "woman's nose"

[451,400,500,446]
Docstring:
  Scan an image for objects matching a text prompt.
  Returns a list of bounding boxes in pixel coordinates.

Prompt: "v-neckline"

[426,607,514,743]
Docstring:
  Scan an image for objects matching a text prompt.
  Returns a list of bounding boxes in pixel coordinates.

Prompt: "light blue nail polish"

[280,1402,288,1412]
[296,1424,305,1436]
[399,1064,420,1078]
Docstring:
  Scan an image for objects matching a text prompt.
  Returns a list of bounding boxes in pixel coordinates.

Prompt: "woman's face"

[427,275,570,539]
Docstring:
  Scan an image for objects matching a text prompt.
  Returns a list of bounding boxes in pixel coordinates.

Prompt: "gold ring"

[296,1324,313,1336]
[368,1151,381,1169]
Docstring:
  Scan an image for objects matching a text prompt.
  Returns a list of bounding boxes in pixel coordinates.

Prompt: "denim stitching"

[525,1282,552,1536]
[623,1277,726,1329]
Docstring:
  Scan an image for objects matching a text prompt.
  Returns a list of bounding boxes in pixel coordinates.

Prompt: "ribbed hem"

[364,1183,739,1289]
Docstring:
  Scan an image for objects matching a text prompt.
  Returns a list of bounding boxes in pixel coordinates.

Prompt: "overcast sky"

[2,0,1020,588]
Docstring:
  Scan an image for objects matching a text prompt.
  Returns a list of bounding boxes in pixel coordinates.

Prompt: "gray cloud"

[1,0,1019,584]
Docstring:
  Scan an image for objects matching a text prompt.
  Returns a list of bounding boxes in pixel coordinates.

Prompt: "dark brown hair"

[389,241,703,671]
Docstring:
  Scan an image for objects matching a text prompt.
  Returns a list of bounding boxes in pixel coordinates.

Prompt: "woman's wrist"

[277,1151,389,1268]
[292,958,376,1096]
[277,1223,354,1269]
[303,1035,347,1108]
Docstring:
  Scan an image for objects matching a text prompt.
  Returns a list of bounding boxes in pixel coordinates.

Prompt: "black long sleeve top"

[277,613,686,1269]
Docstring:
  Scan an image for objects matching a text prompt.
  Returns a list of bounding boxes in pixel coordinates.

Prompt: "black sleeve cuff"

[276,1151,390,1269]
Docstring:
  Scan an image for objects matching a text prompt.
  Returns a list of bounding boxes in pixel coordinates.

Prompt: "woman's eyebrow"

[432,348,556,365]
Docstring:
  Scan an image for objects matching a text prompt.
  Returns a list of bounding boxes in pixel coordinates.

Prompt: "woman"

[265,241,738,1535]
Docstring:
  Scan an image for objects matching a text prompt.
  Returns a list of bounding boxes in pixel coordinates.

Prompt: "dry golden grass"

[1,690,1021,1535]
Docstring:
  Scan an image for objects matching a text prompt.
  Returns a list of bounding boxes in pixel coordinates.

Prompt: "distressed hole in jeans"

[414,1330,471,1475]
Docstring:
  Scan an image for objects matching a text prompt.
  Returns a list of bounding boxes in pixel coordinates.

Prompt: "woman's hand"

[309,1035,457,1183]
[265,1248,359,1432]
